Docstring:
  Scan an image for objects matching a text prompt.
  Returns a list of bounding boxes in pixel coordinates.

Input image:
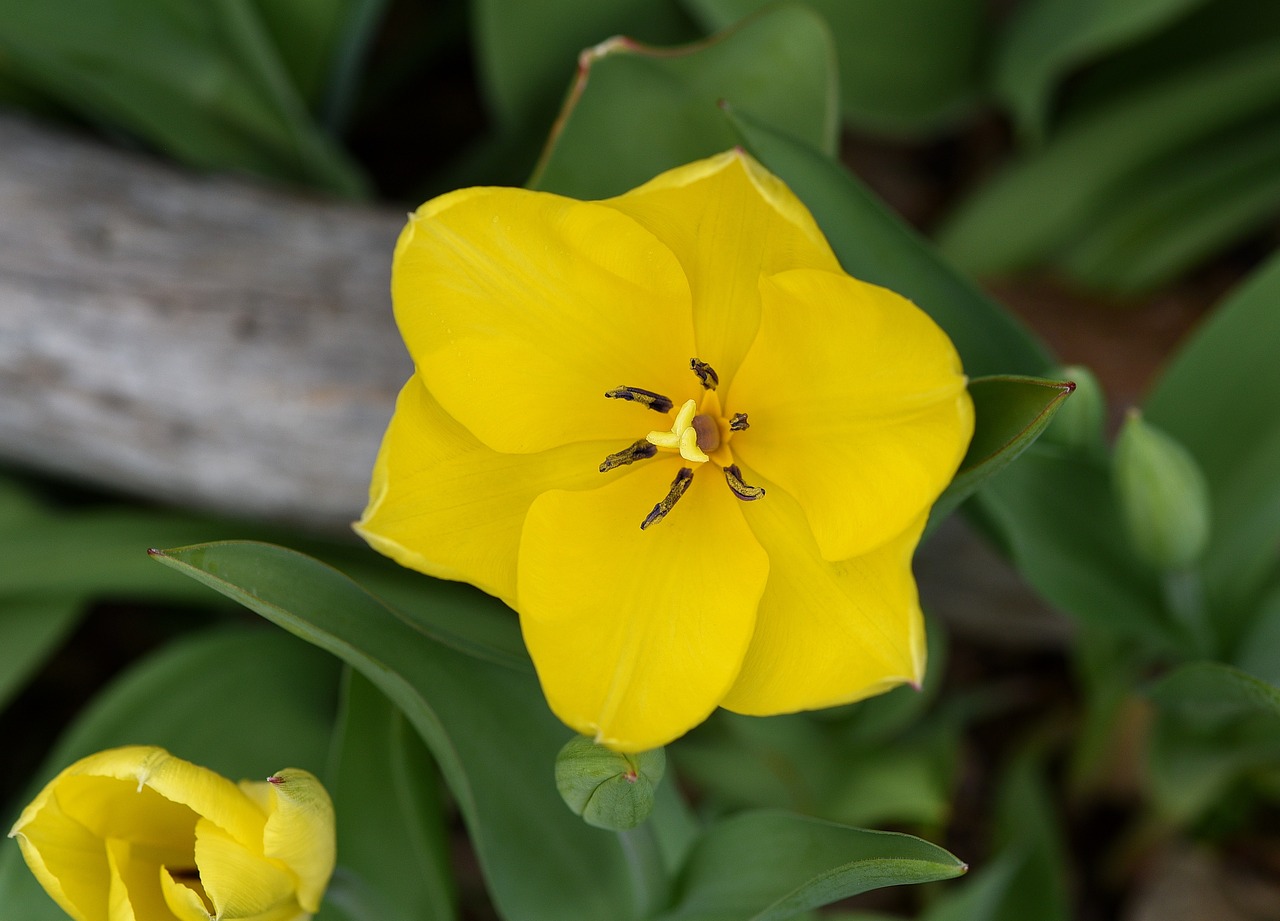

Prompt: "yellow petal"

[603,150,841,388]
[394,186,695,455]
[10,777,106,921]
[257,770,335,913]
[194,817,296,920]
[160,866,215,921]
[355,375,612,602]
[720,475,926,714]
[106,839,187,921]
[104,840,136,921]
[517,460,769,752]
[728,268,973,560]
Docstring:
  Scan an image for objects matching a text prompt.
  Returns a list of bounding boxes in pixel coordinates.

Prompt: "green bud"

[1044,364,1106,456]
[554,735,665,830]
[1113,409,1211,569]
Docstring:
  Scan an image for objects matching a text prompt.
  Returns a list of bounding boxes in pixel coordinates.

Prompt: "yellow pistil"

[646,399,708,462]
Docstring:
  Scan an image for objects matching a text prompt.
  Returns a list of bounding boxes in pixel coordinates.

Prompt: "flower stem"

[618,820,668,919]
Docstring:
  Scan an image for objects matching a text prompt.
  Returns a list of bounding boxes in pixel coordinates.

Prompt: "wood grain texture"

[0,113,411,530]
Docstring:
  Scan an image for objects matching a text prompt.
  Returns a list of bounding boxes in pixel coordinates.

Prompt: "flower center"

[602,358,764,529]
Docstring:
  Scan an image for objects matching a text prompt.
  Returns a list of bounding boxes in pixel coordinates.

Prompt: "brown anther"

[690,358,719,391]
[691,414,720,453]
[599,440,658,472]
[605,386,674,413]
[729,413,749,431]
[641,467,694,530]
[724,465,765,501]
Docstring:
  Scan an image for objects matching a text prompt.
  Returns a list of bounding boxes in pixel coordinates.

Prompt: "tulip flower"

[8,746,334,921]
[357,150,973,752]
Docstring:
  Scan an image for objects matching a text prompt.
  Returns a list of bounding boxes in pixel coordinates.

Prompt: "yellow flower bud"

[555,735,665,830]
[1113,409,1212,569]
[8,745,335,921]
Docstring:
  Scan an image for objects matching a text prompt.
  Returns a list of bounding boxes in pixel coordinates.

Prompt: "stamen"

[605,386,674,413]
[641,467,694,530]
[690,358,719,391]
[599,440,658,472]
[729,413,750,431]
[691,414,719,453]
[724,465,765,501]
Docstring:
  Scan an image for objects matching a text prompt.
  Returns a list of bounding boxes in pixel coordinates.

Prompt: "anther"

[599,440,657,473]
[605,386,674,413]
[690,359,719,390]
[724,465,765,501]
[641,467,694,530]
[729,413,750,431]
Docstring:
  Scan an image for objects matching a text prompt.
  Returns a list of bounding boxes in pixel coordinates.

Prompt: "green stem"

[618,820,669,919]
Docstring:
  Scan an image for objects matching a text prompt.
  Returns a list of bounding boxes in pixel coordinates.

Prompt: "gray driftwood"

[0,113,1067,645]
[0,113,410,530]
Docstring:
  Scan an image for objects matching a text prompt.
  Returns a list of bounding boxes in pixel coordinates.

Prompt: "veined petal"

[395,187,695,454]
[517,460,768,752]
[355,375,615,603]
[105,840,136,921]
[194,818,295,920]
[257,770,335,913]
[721,475,926,714]
[10,779,107,921]
[602,150,841,387]
[729,269,973,560]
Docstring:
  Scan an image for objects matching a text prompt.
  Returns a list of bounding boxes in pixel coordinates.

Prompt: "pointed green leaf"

[993,0,1210,142]
[530,5,838,199]
[149,541,637,921]
[1144,252,1280,620]
[938,39,1280,277]
[652,811,966,921]
[1148,661,1280,720]
[929,376,1075,527]
[684,0,985,135]
[319,669,456,921]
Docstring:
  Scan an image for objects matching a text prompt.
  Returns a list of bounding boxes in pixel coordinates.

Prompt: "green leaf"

[0,627,340,920]
[725,109,1051,378]
[929,376,1076,528]
[530,5,838,199]
[319,669,456,921]
[993,0,1211,142]
[1144,252,1280,622]
[149,541,638,921]
[0,0,367,195]
[652,811,966,921]
[0,597,83,713]
[473,0,695,133]
[684,0,985,135]
[1058,118,1280,291]
[1148,661,1280,720]
[938,38,1280,277]
[973,445,1169,648]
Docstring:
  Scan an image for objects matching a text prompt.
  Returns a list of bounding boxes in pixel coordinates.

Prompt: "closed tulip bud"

[555,735,665,830]
[8,745,335,921]
[1113,410,1211,569]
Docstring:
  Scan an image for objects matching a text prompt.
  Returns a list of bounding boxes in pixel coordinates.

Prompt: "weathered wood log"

[0,113,410,530]
[0,113,1066,644]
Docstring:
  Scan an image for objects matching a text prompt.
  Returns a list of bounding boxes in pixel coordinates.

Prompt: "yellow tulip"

[357,150,974,753]
[8,746,334,921]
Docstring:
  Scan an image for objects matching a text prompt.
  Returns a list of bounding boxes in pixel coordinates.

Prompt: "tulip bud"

[8,746,335,920]
[1044,364,1106,456]
[1113,409,1211,569]
[555,735,665,830]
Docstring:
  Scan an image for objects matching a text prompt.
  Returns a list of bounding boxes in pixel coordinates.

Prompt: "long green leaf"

[1148,661,1280,719]
[1144,252,1280,622]
[939,39,1280,276]
[993,0,1210,142]
[0,597,83,713]
[725,109,1051,378]
[652,811,966,921]
[150,541,638,921]
[319,669,456,921]
[530,5,838,200]
[684,0,984,135]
